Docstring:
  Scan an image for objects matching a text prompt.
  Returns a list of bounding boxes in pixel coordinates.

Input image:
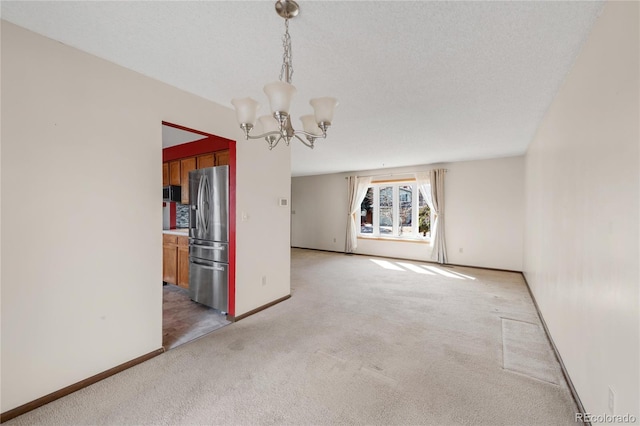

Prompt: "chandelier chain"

[279,18,294,83]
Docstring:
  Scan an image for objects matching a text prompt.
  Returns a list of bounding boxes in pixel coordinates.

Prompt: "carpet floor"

[6,248,579,425]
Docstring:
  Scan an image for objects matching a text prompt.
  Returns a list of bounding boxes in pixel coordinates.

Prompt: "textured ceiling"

[162,125,206,148]
[1,1,603,176]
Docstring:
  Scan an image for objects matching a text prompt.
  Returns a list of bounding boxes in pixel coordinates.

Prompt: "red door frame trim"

[162,121,236,317]
[170,202,176,229]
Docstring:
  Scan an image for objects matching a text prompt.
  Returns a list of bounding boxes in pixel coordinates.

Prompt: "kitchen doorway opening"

[161,121,237,350]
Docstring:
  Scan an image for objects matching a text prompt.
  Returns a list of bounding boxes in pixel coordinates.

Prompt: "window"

[360,181,431,239]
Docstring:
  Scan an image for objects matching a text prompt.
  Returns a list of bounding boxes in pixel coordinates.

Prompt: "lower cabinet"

[177,237,189,289]
[163,234,190,289]
[163,234,178,284]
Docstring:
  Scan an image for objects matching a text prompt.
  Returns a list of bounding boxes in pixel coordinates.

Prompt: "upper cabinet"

[215,150,230,166]
[180,157,197,204]
[197,153,215,169]
[162,163,169,187]
[164,149,229,204]
[169,160,181,186]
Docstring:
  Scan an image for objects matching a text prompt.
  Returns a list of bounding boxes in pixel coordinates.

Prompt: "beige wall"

[524,1,639,417]
[0,21,291,412]
[292,156,524,271]
[445,156,524,270]
[235,140,291,315]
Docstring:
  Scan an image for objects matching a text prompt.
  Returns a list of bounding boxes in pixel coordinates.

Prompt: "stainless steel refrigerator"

[188,166,229,312]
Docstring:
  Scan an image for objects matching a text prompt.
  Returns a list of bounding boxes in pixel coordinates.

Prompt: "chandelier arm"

[293,130,327,140]
[293,134,315,149]
[245,130,283,140]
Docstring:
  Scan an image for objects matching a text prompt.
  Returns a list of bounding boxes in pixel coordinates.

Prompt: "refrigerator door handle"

[196,175,204,231]
[201,174,210,234]
[189,204,197,234]
[196,174,210,234]
[190,258,225,271]
[191,244,225,251]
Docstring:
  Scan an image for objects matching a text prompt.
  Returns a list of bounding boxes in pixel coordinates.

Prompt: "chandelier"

[231,0,338,150]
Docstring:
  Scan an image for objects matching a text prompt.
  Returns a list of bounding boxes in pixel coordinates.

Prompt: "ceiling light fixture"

[231,0,338,150]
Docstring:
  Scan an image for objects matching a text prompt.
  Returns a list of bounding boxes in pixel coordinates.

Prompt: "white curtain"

[430,169,448,264]
[345,176,372,253]
[415,171,433,212]
[415,171,433,243]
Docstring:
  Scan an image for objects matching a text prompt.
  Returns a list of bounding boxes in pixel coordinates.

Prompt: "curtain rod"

[344,169,448,179]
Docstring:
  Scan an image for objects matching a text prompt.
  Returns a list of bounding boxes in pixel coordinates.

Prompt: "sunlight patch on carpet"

[369,259,405,271]
[422,265,465,279]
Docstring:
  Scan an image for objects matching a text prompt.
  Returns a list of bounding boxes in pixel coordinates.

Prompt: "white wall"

[446,156,524,270]
[524,1,639,418]
[0,21,290,412]
[291,173,350,253]
[292,156,524,271]
[235,140,291,315]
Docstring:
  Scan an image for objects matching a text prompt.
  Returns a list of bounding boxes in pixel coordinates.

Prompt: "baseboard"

[291,246,344,255]
[446,262,522,274]
[0,347,165,423]
[520,273,589,425]
[228,294,291,322]
[291,246,523,274]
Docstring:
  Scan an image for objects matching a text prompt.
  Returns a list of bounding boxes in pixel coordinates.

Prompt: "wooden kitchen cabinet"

[215,150,230,166]
[177,236,190,289]
[165,150,229,204]
[180,157,196,204]
[169,161,181,186]
[196,153,215,169]
[163,234,190,289]
[162,163,169,187]
[162,234,178,285]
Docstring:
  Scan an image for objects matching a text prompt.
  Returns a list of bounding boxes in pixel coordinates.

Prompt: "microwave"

[163,185,182,202]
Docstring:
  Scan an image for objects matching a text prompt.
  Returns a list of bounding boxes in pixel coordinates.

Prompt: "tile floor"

[162,284,230,350]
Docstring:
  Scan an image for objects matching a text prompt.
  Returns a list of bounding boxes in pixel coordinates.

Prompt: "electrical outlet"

[261,276,267,286]
[333,237,337,243]
[459,247,463,253]
[608,386,615,414]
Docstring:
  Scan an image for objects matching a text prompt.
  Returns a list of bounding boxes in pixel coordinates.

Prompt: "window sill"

[358,235,430,244]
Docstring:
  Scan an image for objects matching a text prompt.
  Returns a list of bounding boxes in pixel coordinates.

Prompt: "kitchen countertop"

[163,228,189,236]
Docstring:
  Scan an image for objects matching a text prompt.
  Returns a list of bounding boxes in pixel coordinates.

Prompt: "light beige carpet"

[6,248,580,425]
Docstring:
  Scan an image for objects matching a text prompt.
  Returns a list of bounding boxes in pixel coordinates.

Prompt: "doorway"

[161,122,237,350]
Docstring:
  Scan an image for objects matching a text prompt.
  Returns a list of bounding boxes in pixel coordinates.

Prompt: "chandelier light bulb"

[310,97,338,125]
[263,81,297,116]
[300,115,323,136]
[258,115,280,134]
[231,97,260,127]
